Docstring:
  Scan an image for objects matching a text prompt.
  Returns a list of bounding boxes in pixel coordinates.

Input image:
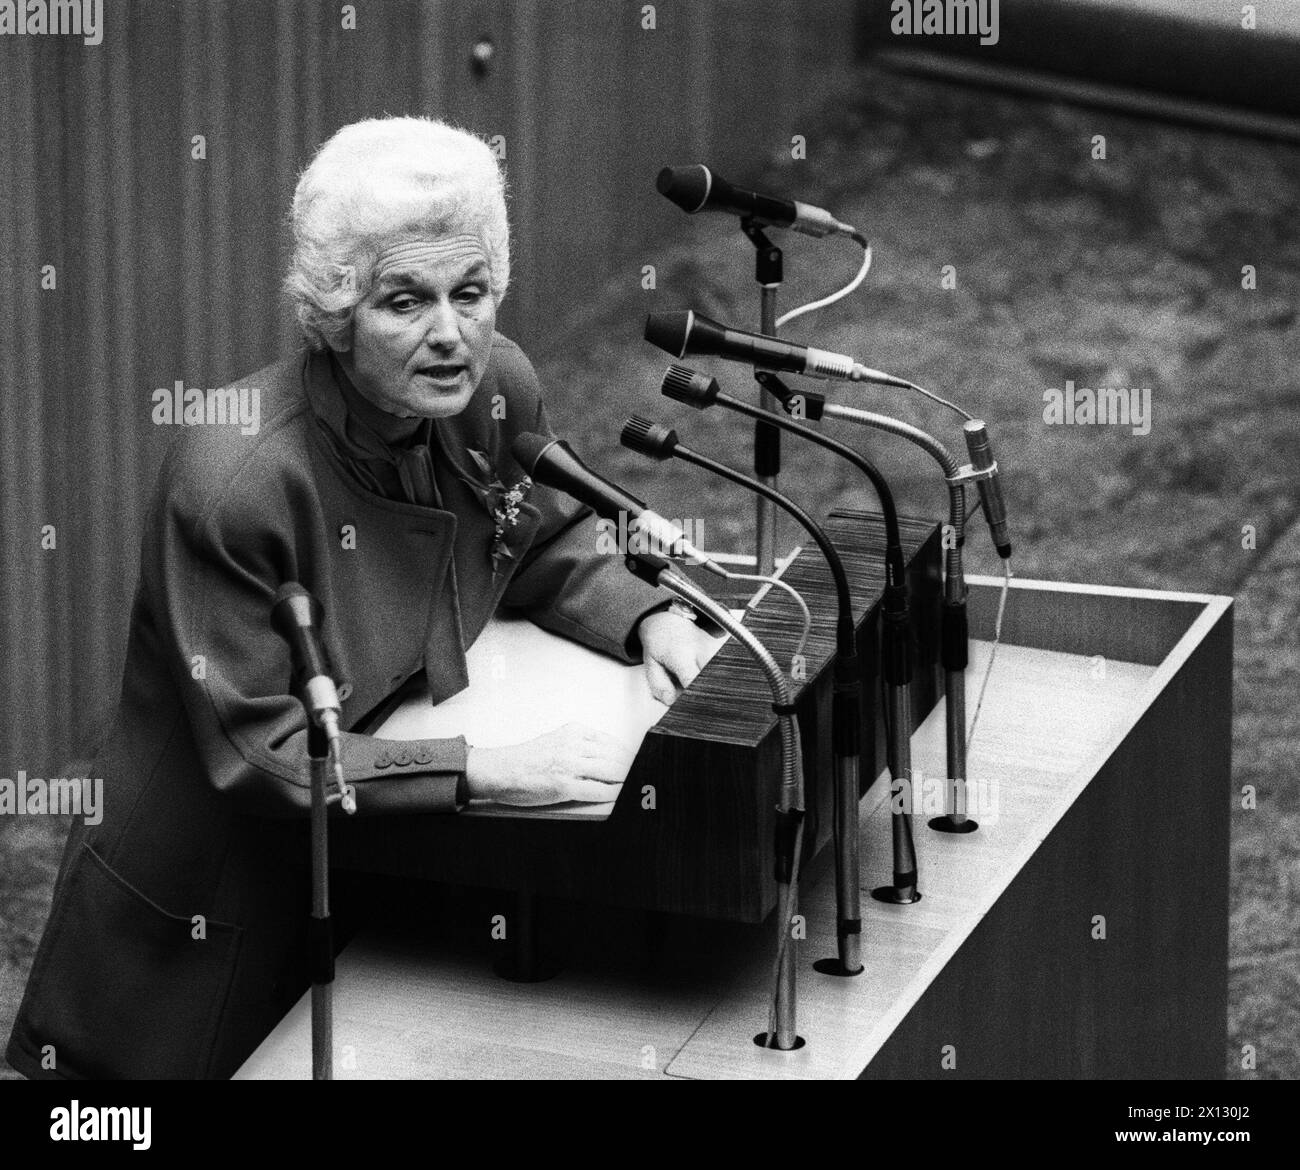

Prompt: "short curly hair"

[284,116,510,352]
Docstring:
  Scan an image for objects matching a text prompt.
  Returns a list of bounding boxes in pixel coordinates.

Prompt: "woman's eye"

[455,286,486,304]
[388,295,420,312]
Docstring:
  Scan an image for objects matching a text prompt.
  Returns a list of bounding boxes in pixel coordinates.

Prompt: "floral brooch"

[467,448,533,579]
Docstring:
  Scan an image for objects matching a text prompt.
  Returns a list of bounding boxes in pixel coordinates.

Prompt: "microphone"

[644,310,909,388]
[270,583,343,736]
[657,164,855,240]
[622,412,869,974]
[511,432,726,577]
[963,420,1012,559]
[659,364,909,600]
[621,415,857,655]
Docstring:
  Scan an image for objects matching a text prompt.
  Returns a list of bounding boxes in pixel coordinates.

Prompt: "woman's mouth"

[418,365,466,386]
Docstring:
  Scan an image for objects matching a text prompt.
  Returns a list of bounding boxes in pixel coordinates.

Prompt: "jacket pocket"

[17,841,242,1079]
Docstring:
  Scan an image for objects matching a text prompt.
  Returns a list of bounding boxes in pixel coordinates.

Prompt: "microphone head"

[645,309,730,360]
[270,582,329,681]
[963,419,1013,560]
[644,311,692,358]
[270,581,321,635]
[510,431,562,477]
[661,365,719,410]
[620,415,678,461]
[656,164,711,214]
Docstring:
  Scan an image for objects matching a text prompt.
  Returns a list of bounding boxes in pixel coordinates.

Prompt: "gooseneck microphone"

[645,310,910,388]
[511,432,727,577]
[622,416,856,657]
[656,164,856,240]
[623,414,866,976]
[660,364,909,590]
[756,372,982,836]
[660,364,922,904]
[620,548,806,1049]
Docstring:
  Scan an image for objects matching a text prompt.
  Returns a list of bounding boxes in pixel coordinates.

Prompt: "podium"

[328,513,944,921]
[237,560,1232,1079]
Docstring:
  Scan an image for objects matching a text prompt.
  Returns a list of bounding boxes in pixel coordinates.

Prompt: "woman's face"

[336,233,497,418]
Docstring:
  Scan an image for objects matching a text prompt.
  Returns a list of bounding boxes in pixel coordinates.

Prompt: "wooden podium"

[328,513,944,922]
[237,559,1232,1079]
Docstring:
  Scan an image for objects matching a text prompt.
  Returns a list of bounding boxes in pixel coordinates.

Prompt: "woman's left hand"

[636,609,719,706]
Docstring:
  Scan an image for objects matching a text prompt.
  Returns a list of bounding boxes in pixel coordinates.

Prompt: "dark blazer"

[6,336,669,1080]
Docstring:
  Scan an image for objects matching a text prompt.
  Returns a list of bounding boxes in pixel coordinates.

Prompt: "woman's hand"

[464,722,633,806]
[636,609,719,706]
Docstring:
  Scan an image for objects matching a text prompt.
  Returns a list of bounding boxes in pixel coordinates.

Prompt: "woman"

[7,117,713,1079]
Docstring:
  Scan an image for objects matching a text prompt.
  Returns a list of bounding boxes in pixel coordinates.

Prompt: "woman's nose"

[422,300,461,349]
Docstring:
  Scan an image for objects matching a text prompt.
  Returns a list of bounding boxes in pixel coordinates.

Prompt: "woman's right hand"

[464,722,633,806]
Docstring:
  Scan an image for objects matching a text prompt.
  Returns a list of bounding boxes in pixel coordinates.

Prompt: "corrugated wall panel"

[0,0,860,772]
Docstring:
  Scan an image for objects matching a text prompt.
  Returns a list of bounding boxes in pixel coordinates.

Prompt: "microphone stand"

[622,417,863,976]
[662,366,922,905]
[287,681,355,1080]
[307,718,334,1080]
[624,551,806,1051]
[271,583,357,1081]
[742,217,782,578]
[759,381,982,834]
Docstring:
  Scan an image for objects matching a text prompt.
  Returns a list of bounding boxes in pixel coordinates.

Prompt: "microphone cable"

[966,556,1012,754]
[728,570,813,673]
[898,378,974,422]
[775,231,873,331]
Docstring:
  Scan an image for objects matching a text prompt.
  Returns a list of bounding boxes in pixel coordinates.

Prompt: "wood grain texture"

[239,580,1232,1079]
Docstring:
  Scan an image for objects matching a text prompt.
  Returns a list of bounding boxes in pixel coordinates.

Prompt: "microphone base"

[871,884,922,906]
[929,813,980,835]
[812,957,865,977]
[753,1032,807,1051]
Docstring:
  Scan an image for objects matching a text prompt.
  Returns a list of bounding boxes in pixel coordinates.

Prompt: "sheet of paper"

[373,612,729,821]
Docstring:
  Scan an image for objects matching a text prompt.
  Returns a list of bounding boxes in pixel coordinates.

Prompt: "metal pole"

[873,680,921,905]
[743,219,782,579]
[309,742,333,1080]
[834,751,861,971]
[756,284,779,577]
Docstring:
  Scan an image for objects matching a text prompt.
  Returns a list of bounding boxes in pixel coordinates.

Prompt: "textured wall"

[0,0,858,769]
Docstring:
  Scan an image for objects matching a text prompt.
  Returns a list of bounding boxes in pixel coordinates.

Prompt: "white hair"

[285,116,510,352]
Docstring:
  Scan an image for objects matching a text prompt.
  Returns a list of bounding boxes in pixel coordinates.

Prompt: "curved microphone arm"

[625,553,805,1048]
[649,563,802,812]
[820,402,981,836]
[670,445,857,659]
[625,424,867,974]
[821,403,966,605]
[660,365,908,601]
[715,393,908,597]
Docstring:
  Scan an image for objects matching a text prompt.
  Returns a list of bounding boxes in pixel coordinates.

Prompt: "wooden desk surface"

[238,635,1164,1079]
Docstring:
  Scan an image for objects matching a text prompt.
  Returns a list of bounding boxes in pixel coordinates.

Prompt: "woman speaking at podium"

[7,117,713,1080]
